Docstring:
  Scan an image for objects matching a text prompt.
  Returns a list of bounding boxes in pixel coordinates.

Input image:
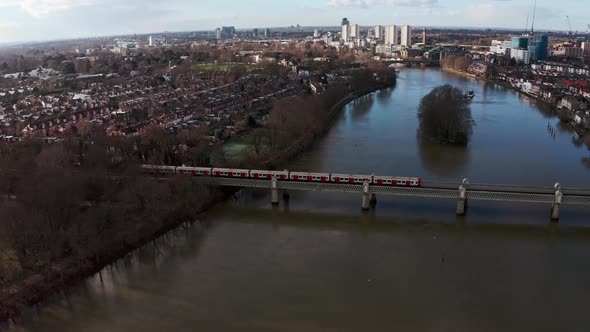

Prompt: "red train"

[141,165,421,187]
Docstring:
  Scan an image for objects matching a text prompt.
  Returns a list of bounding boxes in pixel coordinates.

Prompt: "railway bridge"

[156,168,590,222]
[381,59,441,66]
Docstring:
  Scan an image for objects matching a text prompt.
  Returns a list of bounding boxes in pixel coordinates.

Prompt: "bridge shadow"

[207,205,590,239]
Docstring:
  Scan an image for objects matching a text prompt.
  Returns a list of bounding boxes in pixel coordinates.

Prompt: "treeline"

[0,127,220,319]
[441,54,473,72]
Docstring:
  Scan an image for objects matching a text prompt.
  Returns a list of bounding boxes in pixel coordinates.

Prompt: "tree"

[60,61,76,75]
[417,85,474,146]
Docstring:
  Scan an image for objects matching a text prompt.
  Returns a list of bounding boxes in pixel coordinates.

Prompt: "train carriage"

[212,168,250,178]
[289,172,330,183]
[330,174,373,184]
[176,166,212,176]
[250,170,290,180]
[140,165,177,174]
[373,176,421,187]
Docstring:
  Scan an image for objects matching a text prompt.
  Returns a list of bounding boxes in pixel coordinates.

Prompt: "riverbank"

[260,81,396,169]
[442,67,588,137]
[0,181,225,324]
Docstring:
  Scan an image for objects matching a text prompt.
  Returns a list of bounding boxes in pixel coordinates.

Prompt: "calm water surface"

[6,69,590,332]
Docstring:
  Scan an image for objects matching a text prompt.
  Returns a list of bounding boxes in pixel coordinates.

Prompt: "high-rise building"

[342,18,350,26]
[342,23,350,42]
[215,28,221,40]
[510,48,531,64]
[529,35,548,61]
[264,28,271,38]
[221,26,235,39]
[253,28,259,38]
[385,25,399,46]
[314,29,320,38]
[511,37,529,50]
[401,25,412,47]
[148,35,153,46]
[350,24,360,39]
[374,25,384,41]
[422,28,426,45]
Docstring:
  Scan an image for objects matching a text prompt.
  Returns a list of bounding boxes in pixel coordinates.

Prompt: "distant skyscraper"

[350,24,360,39]
[374,25,384,41]
[529,35,548,61]
[264,28,271,38]
[215,28,221,40]
[385,25,399,46]
[511,36,529,49]
[221,26,235,39]
[148,35,153,46]
[342,23,351,42]
[253,28,259,38]
[342,18,350,26]
[314,29,320,38]
[422,28,427,45]
[401,25,412,47]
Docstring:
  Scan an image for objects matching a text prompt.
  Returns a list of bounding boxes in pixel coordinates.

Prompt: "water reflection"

[349,94,374,119]
[417,140,470,178]
[535,103,557,119]
[556,121,575,134]
[375,88,393,103]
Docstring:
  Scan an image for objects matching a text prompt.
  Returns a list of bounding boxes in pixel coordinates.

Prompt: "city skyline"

[0,0,589,44]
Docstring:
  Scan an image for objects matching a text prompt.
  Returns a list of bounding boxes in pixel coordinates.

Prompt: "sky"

[0,0,589,44]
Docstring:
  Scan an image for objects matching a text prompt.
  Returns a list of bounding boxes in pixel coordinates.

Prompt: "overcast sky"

[0,0,589,43]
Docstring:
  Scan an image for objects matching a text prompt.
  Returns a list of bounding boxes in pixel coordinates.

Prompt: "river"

[6,68,590,331]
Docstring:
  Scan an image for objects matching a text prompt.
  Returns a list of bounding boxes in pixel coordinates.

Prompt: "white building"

[490,40,511,55]
[342,24,350,42]
[374,25,384,41]
[350,24,360,39]
[510,48,531,65]
[148,36,153,47]
[401,25,412,47]
[314,29,320,38]
[385,25,399,46]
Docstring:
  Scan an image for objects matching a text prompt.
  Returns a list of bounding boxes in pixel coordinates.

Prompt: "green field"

[191,63,254,72]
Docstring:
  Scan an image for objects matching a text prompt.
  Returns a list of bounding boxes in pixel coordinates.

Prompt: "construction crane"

[566,16,573,36]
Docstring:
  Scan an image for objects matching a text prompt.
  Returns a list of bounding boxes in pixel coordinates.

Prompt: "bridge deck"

[189,177,590,206]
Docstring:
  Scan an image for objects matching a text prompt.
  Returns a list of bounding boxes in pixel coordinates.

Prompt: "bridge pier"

[370,193,377,207]
[551,184,563,222]
[362,181,371,211]
[456,179,470,216]
[271,177,279,206]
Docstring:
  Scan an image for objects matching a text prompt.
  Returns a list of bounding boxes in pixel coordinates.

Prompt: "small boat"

[464,90,475,100]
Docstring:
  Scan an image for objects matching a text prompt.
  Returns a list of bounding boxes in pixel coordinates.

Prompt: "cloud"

[327,0,438,8]
[0,21,18,28]
[18,0,100,17]
[460,2,562,29]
